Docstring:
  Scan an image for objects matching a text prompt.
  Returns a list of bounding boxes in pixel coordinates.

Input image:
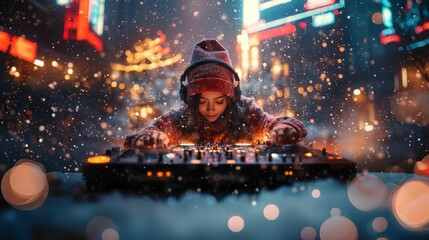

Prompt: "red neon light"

[63,0,103,52]
[304,0,335,10]
[415,22,429,34]
[380,34,400,45]
[63,0,79,40]
[424,22,429,31]
[298,22,307,30]
[251,24,296,41]
[415,26,423,34]
[77,0,90,40]
[86,31,103,52]
[405,0,413,13]
[9,36,37,63]
[0,31,11,52]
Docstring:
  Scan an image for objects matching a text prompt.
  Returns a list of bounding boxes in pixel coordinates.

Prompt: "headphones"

[179,58,241,104]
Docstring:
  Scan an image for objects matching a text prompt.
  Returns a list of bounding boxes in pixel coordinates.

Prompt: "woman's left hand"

[269,124,299,145]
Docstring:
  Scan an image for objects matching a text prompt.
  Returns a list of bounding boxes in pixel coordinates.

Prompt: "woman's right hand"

[135,130,170,148]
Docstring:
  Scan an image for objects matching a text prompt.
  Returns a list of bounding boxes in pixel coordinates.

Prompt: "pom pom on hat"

[185,39,235,99]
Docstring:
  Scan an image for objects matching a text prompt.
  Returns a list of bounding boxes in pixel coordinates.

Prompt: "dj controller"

[83,143,357,195]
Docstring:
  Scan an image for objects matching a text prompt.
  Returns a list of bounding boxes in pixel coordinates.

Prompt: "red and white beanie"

[186,39,235,99]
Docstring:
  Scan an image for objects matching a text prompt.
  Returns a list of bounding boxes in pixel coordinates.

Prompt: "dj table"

[1,144,429,239]
[82,143,357,196]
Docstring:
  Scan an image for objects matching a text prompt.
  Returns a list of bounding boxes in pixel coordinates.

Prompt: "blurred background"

[1,0,428,173]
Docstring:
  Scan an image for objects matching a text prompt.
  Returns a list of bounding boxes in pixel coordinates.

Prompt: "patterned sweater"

[124,96,307,148]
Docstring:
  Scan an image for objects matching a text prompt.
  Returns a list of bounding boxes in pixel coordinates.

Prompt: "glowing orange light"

[156,171,163,177]
[228,216,245,232]
[166,171,171,177]
[284,171,293,176]
[226,160,236,164]
[180,143,195,146]
[235,143,251,146]
[147,171,153,177]
[191,160,201,164]
[1,159,49,211]
[392,179,429,229]
[111,31,181,72]
[414,155,429,177]
[0,31,11,52]
[9,36,37,63]
[304,152,313,157]
[87,155,110,164]
[263,204,280,221]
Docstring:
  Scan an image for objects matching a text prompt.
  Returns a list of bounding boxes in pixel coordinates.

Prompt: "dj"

[124,39,307,148]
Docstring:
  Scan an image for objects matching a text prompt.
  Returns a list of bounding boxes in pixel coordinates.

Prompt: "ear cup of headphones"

[234,86,241,102]
[180,85,188,104]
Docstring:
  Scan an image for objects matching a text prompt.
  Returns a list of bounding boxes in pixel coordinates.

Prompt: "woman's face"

[198,92,228,122]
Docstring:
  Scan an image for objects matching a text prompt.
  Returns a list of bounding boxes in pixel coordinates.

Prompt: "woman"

[124,39,306,148]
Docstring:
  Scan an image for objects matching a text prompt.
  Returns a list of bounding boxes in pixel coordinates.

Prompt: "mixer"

[82,143,356,195]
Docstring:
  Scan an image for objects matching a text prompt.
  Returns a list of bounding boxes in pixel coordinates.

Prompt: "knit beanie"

[185,39,235,99]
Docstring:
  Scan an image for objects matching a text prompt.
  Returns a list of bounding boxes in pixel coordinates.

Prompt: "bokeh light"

[371,12,383,25]
[1,159,49,211]
[86,216,119,240]
[320,215,358,240]
[414,154,429,177]
[263,204,280,221]
[372,217,388,233]
[347,173,387,211]
[311,189,321,199]
[301,226,317,240]
[391,90,429,126]
[330,208,341,217]
[391,179,429,229]
[102,228,120,240]
[228,216,245,232]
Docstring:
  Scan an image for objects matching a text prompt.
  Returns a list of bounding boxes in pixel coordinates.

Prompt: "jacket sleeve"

[241,97,307,141]
[123,110,180,149]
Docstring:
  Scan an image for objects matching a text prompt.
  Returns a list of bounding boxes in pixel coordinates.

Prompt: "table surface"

[1,172,429,240]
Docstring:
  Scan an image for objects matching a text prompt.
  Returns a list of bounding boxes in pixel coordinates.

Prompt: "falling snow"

[1,0,428,175]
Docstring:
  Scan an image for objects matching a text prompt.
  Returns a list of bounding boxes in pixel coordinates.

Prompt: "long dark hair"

[176,94,252,141]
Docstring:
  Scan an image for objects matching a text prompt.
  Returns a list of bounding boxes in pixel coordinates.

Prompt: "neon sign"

[0,31,37,63]
[63,0,104,51]
[243,0,344,34]
[89,0,105,36]
[0,31,11,52]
